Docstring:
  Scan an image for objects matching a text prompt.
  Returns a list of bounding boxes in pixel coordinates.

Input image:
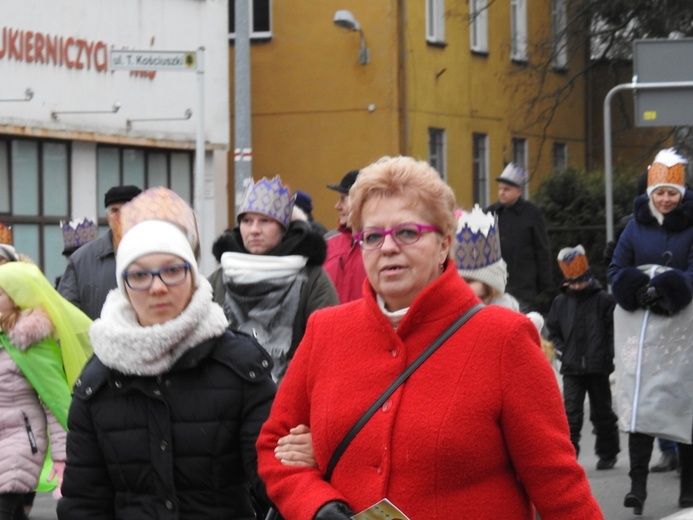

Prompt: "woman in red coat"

[256,156,603,520]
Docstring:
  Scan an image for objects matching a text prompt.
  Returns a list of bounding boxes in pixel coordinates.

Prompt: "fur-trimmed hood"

[633,190,693,231]
[212,220,327,266]
[5,307,54,351]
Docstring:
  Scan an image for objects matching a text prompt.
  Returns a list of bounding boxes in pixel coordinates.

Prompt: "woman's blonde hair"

[349,156,457,237]
[0,305,20,333]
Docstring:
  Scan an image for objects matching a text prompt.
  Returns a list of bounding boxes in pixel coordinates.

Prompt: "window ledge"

[426,40,447,49]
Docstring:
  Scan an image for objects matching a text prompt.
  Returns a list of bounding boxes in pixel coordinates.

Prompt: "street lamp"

[333,10,370,65]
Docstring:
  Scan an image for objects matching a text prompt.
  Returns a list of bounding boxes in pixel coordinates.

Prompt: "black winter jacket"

[57,331,276,520]
[485,198,552,309]
[546,279,615,375]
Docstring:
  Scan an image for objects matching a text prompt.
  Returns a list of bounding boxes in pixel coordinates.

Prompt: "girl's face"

[0,287,15,313]
[465,279,491,303]
[239,212,284,255]
[124,253,194,327]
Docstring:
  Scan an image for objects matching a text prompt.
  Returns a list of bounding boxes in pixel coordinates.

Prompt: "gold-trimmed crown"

[238,176,293,229]
[60,218,98,252]
[115,187,199,254]
[454,205,502,270]
[0,223,11,246]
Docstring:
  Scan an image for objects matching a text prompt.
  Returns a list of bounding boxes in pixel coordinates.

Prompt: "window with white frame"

[426,0,445,44]
[552,0,568,69]
[472,133,490,207]
[428,128,447,180]
[512,138,530,198]
[512,138,528,172]
[96,146,193,234]
[229,0,272,41]
[553,142,568,171]
[510,0,528,62]
[470,0,488,53]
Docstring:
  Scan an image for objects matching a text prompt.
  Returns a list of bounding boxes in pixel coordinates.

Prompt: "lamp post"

[333,10,370,65]
[234,0,252,215]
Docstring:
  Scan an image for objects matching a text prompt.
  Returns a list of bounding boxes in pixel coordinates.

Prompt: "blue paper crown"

[238,176,293,229]
[454,205,502,270]
[60,218,98,251]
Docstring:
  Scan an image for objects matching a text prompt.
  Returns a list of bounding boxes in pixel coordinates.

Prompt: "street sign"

[634,39,693,127]
[109,49,198,72]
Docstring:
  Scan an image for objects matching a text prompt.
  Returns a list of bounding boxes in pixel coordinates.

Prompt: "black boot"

[624,433,653,516]
[678,442,693,508]
[624,479,647,516]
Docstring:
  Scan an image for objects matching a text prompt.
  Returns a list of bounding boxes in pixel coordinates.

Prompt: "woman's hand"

[275,424,316,467]
[48,460,65,499]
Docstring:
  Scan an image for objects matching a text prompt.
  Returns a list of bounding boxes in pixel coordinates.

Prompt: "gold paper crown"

[557,245,589,281]
[115,187,199,253]
[60,218,98,251]
[0,223,11,246]
[648,162,685,189]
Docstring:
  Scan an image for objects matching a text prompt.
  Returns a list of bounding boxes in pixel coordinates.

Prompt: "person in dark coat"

[547,245,619,470]
[57,185,142,319]
[57,188,276,520]
[485,163,552,313]
[209,176,337,381]
[608,148,693,514]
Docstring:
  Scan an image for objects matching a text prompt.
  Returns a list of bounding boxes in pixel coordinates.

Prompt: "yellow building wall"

[229,1,402,227]
[229,0,588,225]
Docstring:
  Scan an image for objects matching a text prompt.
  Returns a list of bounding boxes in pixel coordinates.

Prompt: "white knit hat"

[116,220,199,297]
[458,258,508,296]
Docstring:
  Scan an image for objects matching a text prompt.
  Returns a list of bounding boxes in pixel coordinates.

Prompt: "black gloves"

[636,285,661,309]
[314,501,355,520]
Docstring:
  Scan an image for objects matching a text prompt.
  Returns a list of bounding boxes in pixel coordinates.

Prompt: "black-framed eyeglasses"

[122,263,191,291]
[354,223,442,250]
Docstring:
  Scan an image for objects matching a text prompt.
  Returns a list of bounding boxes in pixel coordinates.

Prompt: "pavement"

[28,403,693,520]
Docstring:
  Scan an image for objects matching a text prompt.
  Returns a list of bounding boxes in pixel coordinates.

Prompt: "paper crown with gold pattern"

[0,223,11,246]
[60,218,98,255]
[454,205,507,295]
[647,148,687,197]
[237,176,294,229]
[496,162,527,188]
[557,245,590,282]
[115,187,199,256]
[0,223,18,262]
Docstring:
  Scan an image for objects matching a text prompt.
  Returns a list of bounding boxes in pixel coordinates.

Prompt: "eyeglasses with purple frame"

[354,223,442,250]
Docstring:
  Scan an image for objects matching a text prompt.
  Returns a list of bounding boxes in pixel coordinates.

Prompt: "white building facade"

[0,0,230,281]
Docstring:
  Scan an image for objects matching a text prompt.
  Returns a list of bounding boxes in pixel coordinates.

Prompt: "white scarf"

[220,251,308,282]
[89,278,229,376]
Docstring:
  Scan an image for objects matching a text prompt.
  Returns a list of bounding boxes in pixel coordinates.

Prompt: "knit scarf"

[89,278,228,376]
[221,251,307,379]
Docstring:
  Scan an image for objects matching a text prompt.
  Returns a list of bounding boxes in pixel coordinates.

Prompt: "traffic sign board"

[109,50,198,72]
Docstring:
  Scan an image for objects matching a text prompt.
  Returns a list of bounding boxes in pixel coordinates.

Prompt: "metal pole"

[603,80,693,244]
[195,47,209,273]
[234,0,252,216]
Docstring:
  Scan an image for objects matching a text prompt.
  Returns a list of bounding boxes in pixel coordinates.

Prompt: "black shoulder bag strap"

[324,303,485,482]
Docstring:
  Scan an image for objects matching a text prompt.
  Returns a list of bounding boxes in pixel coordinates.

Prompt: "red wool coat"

[257,263,603,520]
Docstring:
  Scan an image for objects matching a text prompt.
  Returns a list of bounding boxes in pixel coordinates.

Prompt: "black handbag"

[265,303,484,520]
